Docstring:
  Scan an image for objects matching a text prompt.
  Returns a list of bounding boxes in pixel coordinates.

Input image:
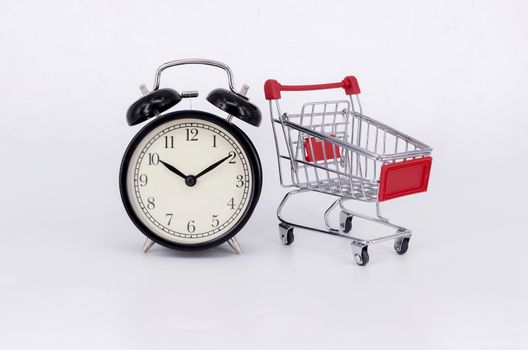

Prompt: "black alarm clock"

[119,59,262,254]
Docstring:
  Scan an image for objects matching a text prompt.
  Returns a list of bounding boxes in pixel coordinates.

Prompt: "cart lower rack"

[264,76,433,266]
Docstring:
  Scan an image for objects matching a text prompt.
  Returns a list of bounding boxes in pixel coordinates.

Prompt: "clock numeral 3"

[187,220,196,233]
[227,197,235,210]
[146,197,156,209]
[186,128,198,141]
[139,174,148,187]
[236,175,244,188]
[164,136,174,148]
[165,213,173,225]
[148,153,160,165]
[211,214,219,228]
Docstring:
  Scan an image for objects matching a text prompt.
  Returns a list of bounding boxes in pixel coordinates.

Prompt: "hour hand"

[159,160,187,180]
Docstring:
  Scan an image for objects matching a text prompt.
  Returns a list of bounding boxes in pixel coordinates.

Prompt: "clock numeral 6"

[211,214,219,228]
[148,153,160,165]
[146,197,155,209]
[186,128,198,142]
[139,174,148,187]
[236,175,244,188]
[187,220,196,233]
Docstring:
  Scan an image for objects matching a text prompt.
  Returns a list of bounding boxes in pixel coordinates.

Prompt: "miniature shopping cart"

[264,76,433,266]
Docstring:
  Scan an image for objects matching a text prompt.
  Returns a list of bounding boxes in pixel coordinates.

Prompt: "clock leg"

[227,237,242,255]
[142,238,155,253]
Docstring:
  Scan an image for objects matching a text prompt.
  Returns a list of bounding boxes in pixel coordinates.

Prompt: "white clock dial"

[125,117,253,245]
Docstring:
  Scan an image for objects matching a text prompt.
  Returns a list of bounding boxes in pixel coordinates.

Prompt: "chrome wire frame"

[276,189,411,255]
[269,95,432,256]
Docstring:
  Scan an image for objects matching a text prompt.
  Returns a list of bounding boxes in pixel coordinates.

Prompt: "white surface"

[1,0,527,349]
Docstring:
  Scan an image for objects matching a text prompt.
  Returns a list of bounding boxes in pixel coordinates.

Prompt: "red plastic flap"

[378,157,432,201]
[304,135,341,162]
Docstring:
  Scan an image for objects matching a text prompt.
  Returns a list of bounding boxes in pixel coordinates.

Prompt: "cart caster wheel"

[394,237,410,255]
[353,246,369,266]
[279,223,294,245]
[339,212,353,233]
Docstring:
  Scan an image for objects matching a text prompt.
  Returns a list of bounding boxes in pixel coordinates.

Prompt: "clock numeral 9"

[227,197,235,210]
[186,128,198,141]
[228,151,236,164]
[139,174,148,187]
[211,214,219,228]
[164,136,174,149]
[236,175,244,188]
[187,220,196,233]
[146,197,155,209]
[148,153,160,165]
[165,213,173,225]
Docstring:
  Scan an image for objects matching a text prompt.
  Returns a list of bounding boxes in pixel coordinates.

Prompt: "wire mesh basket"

[265,76,433,266]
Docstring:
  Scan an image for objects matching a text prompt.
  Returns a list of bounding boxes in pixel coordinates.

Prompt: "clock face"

[120,112,261,249]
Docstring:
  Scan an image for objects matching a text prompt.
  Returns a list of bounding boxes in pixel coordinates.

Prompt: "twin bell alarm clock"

[119,59,262,254]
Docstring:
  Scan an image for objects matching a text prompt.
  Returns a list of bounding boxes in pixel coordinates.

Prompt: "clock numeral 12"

[186,128,198,141]
[212,134,217,148]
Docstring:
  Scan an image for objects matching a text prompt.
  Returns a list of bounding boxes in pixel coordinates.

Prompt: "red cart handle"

[264,76,360,100]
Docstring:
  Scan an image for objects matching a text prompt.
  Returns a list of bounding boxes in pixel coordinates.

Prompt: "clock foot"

[142,238,155,253]
[227,237,242,255]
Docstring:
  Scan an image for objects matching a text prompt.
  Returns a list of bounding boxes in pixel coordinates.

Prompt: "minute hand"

[195,154,231,179]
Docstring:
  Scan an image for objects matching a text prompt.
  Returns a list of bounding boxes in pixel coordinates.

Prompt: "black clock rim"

[119,110,263,251]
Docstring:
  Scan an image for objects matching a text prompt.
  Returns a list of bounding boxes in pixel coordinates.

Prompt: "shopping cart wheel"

[279,223,294,245]
[352,245,369,266]
[394,236,410,255]
[339,212,353,233]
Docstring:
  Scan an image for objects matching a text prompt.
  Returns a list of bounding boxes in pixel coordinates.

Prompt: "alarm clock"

[119,59,262,254]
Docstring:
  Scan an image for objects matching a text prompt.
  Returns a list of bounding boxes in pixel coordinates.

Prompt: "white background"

[1,0,527,349]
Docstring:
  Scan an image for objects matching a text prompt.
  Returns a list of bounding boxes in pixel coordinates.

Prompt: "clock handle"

[152,58,244,99]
